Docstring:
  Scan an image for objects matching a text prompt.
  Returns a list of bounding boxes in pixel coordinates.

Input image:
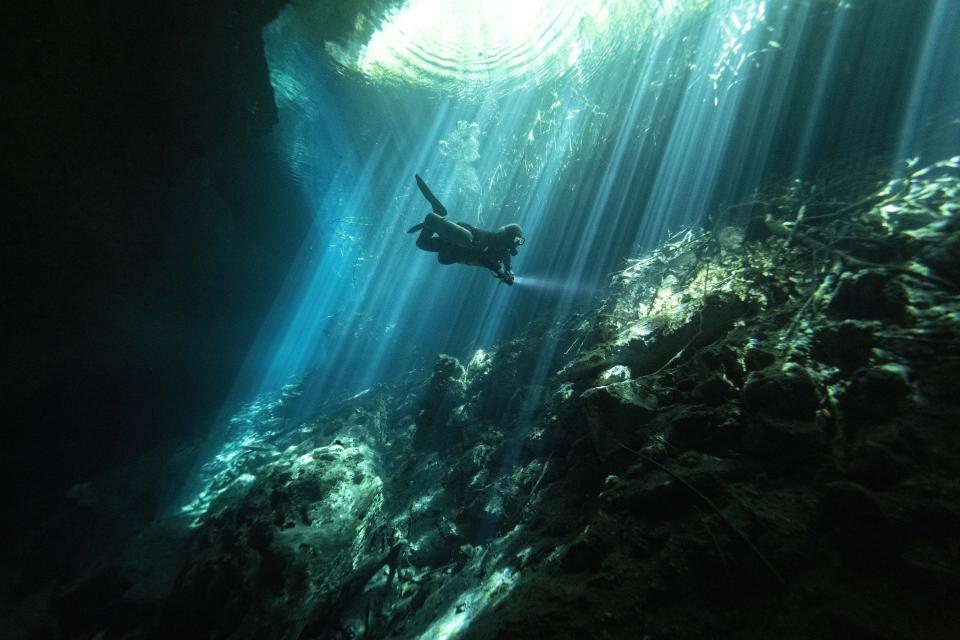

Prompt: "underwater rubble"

[18,159,960,639]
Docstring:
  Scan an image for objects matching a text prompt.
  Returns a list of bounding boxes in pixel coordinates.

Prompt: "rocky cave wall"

[22,158,958,640]
[3,1,306,523]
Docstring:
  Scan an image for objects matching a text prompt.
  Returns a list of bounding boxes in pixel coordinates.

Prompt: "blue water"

[189,0,959,493]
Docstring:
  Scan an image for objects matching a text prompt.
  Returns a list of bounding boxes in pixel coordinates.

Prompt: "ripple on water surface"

[327,0,686,96]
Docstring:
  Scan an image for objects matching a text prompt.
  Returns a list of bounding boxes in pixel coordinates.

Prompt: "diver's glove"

[497,269,515,286]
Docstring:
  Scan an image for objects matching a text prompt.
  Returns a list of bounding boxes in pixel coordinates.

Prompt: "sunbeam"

[162,3,960,636]
[182,0,960,522]
[12,0,960,637]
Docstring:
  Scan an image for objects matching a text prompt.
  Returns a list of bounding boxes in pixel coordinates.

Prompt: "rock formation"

[16,158,959,639]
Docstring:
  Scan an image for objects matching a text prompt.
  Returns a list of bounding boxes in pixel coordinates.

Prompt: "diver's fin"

[415,174,448,217]
[406,222,424,234]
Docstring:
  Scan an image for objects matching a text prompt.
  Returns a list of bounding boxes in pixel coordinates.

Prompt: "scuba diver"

[407,175,525,285]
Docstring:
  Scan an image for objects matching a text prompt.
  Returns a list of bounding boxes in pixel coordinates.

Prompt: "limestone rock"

[596,364,632,386]
[579,380,659,456]
[812,320,877,369]
[742,364,820,420]
[600,453,739,517]
[692,372,737,405]
[414,354,466,450]
[918,227,960,283]
[820,480,906,563]
[827,270,911,323]
[153,439,385,638]
[839,363,912,423]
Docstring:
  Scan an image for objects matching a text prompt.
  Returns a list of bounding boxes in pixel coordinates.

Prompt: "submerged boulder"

[741,364,825,458]
[557,348,613,383]
[579,380,659,456]
[600,452,740,517]
[812,320,876,370]
[819,480,908,564]
[478,338,543,419]
[827,270,911,323]
[742,364,820,420]
[151,439,385,638]
[917,226,960,284]
[839,363,912,423]
[414,354,466,450]
[692,372,737,405]
[596,364,632,386]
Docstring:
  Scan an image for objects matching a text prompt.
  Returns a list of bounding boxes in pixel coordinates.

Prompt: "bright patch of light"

[469,349,489,366]
[339,0,665,95]
[710,0,769,102]
[416,567,518,640]
[436,611,468,640]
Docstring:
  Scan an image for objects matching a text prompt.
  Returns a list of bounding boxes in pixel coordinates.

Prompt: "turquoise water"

[202,0,958,444]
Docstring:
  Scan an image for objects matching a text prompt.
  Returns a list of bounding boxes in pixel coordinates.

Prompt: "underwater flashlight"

[494,269,515,285]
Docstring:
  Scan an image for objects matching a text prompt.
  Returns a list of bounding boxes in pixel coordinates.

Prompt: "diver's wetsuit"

[415,218,508,271]
[409,175,523,283]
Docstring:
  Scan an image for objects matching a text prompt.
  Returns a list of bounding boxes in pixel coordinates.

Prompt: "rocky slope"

[13,158,960,639]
